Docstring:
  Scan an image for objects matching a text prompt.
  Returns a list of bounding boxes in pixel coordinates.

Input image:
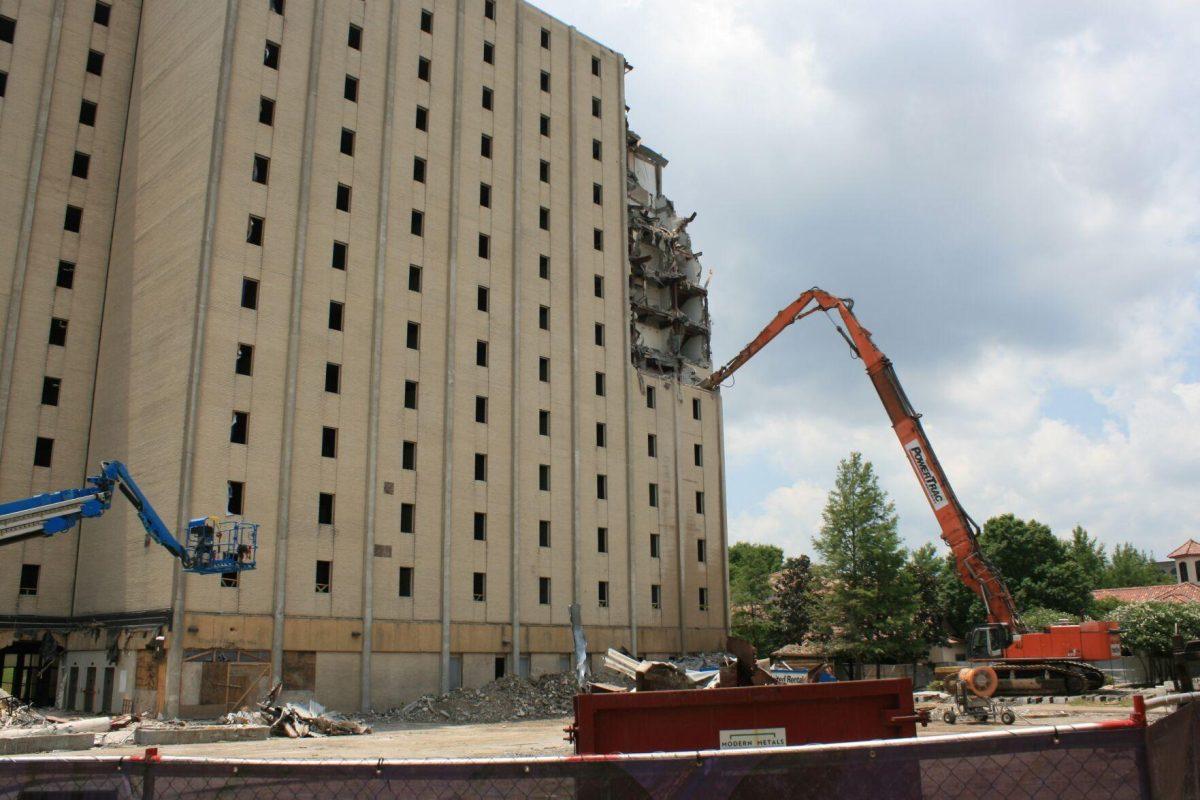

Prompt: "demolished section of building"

[627,131,713,383]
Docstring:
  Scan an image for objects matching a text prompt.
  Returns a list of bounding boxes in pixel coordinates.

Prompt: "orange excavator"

[701,288,1120,695]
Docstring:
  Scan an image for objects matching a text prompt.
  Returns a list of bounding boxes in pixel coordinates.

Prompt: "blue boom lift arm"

[0,460,257,575]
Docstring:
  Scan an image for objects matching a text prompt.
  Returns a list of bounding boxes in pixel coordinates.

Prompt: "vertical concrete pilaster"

[508,3,526,675]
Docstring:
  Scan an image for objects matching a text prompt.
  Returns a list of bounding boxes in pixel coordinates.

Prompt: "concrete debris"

[237,686,371,738]
[636,661,697,692]
[600,648,733,692]
[383,673,578,725]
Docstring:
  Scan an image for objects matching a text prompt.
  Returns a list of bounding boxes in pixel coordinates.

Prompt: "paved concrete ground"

[53,703,1147,760]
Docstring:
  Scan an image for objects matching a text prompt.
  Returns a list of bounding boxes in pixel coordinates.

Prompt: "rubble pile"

[0,691,48,729]
[223,683,371,738]
[389,673,577,724]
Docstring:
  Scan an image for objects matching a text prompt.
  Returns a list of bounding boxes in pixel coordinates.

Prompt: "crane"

[702,288,1119,695]
[0,460,257,575]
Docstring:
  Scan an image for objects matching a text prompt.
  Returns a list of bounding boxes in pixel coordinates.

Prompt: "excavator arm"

[701,288,1022,631]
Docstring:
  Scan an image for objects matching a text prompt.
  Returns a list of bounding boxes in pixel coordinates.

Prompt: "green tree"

[1101,543,1171,588]
[728,542,784,653]
[976,514,1092,616]
[1068,526,1107,587]
[1021,607,1079,630]
[908,543,948,648]
[771,555,816,649]
[811,453,919,666]
[937,553,983,639]
[1112,602,1200,678]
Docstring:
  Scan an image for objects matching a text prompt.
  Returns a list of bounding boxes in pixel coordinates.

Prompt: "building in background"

[0,0,726,715]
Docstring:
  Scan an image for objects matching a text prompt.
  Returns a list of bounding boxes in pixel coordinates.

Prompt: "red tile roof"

[1092,583,1200,604]
[1168,540,1200,559]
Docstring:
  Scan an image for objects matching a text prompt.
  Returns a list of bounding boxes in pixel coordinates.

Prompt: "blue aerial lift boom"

[0,460,257,575]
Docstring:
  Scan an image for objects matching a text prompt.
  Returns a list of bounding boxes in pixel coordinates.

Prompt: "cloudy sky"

[541,0,1200,560]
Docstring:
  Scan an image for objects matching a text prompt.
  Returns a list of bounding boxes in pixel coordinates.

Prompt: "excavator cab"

[967,624,1013,660]
[183,517,258,574]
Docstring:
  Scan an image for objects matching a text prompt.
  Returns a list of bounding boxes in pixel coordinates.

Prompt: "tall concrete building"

[0,0,726,716]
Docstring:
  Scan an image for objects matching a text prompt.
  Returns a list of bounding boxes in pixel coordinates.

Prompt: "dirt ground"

[82,702,1152,760]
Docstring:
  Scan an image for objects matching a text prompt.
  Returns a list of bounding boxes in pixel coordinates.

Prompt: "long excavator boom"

[701,288,1022,630]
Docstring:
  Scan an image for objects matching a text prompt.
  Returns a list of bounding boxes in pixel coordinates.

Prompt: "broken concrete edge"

[0,732,94,756]
[134,725,270,746]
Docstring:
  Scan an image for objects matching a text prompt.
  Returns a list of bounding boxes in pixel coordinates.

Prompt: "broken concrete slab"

[0,731,94,755]
[134,725,269,746]
[635,661,695,692]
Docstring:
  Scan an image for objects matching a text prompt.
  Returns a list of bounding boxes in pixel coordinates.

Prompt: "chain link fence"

[0,704,1195,799]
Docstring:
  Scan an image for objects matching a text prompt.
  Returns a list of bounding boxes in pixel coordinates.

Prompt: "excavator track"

[990,660,1106,696]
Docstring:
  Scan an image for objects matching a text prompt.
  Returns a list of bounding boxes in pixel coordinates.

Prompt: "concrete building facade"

[0,0,726,716]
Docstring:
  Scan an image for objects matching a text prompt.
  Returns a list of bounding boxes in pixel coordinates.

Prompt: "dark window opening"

[485,0,495,20]
[692,398,702,420]
[56,261,76,290]
[539,577,550,605]
[649,483,659,507]
[593,183,602,205]
[80,100,97,126]
[251,154,269,184]
[477,285,489,311]
[647,433,657,457]
[321,426,337,458]
[399,567,413,597]
[695,491,705,514]
[483,41,494,64]
[473,512,486,541]
[592,139,602,160]
[411,209,424,236]
[481,86,493,110]
[315,560,331,592]
[646,386,656,408]
[227,480,244,514]
[246,215,264,245]
[539,409,549,436]
[94,3,112,26]
[41,377,61,407]
[401,503,415,533]
[694,444,703,466]
[418,56,430,82]
[598,581,609,608]
[593,228,603,251]
[0,16,13,44]
[699,587,709,611]
[539,114,549,137]
[591,56,600,76]
[404,380,418,409]
[33,437,54,468]
[476,339,488,367]
[406,321,420,350]
[221,571,239,588]
[697,539,707,563]
[409,264,422,291]
[64,206,83,233]
[594,323,604,347]
[415,105,428,131]
[413,156,426,182]
[651,584,661,609]
[474,453,487,482]
[340,128,355,156]
[235,343,253,375]
[48,318,68,347]
[539,254,549,279]
[479,183,491,208]
[241,277,259,309]
[325,362,340,393]
[597,527,608,553]
[263,41,280,69]
[595,372,605,396]
[268,0,284,15]
[538,357,549,382]
[538,305,549,330]
[420,9,433,33]
[259,96,275,125]
[402,440,416,470]
[474,395,487,423]
[650,533,660,558]
[539,520,551,547]
[538,464,550,491]
[327,300,343,330]
[540,71,550,92]
[478,233,490,259]
[473,572,486,601]
[19,564,40,596]
[540,27,550,49]
[539,160,549,182]
[595,422,606,447]
[87,50,105,76]
[230,411,249,444]
[539,206,549,230]
[336,183,352,212]
[332,240,348,270]
[344,75,359,102]
[72,152,90,179]
[318,493,335,525]
[596,474,607,499]
[592,96,601,117]
[348,23,362,50]
[593,274,604,297]
[481,133,492,157]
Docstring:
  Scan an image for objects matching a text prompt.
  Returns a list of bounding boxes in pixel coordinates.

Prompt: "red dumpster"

[571,678,918,755]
